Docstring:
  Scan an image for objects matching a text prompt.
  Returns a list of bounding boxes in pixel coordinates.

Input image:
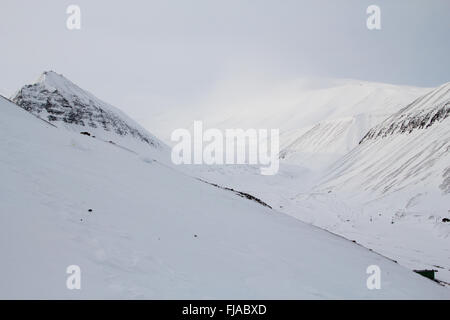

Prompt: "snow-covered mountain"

[148,78,428,170]
[179,80,450,286]
[295,83,450,283]
[1,78,449,298]
[12,71,167,154]
[276,81,430,169]
[361,82,450,142]
[318,82,450,201]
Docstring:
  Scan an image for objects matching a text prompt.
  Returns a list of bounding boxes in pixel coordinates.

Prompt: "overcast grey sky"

[1,0,449,124]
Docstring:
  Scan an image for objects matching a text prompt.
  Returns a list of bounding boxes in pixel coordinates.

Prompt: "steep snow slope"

[12,71,167,154]
[361,82,449,141]
[1,96,449,299]
[280,116,358,170]
[301,83,450,283]
[183,82,450,286]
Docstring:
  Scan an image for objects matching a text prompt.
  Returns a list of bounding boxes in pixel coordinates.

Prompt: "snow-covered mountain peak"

[36,70,68,86]
[12,71,166,152]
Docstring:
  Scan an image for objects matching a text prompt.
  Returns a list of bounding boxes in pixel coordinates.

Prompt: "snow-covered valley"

[1,72,449,299]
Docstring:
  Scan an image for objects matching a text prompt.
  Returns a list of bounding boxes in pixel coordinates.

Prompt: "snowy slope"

[361,82,450,142]
[1,95,449,299]
[280,116,359,170]
[276,82,429,169]
[148,78,428,170]
[318,82,450,201]
[12,71,167,155]
[180,81,450,286]
[298,83,450,283]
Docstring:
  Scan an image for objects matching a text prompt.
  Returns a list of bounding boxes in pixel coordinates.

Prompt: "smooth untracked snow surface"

[1,96,449,299]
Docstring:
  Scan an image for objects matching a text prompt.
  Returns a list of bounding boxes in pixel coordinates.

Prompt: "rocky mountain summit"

[360,82,450,143]
[12,71,165,150]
